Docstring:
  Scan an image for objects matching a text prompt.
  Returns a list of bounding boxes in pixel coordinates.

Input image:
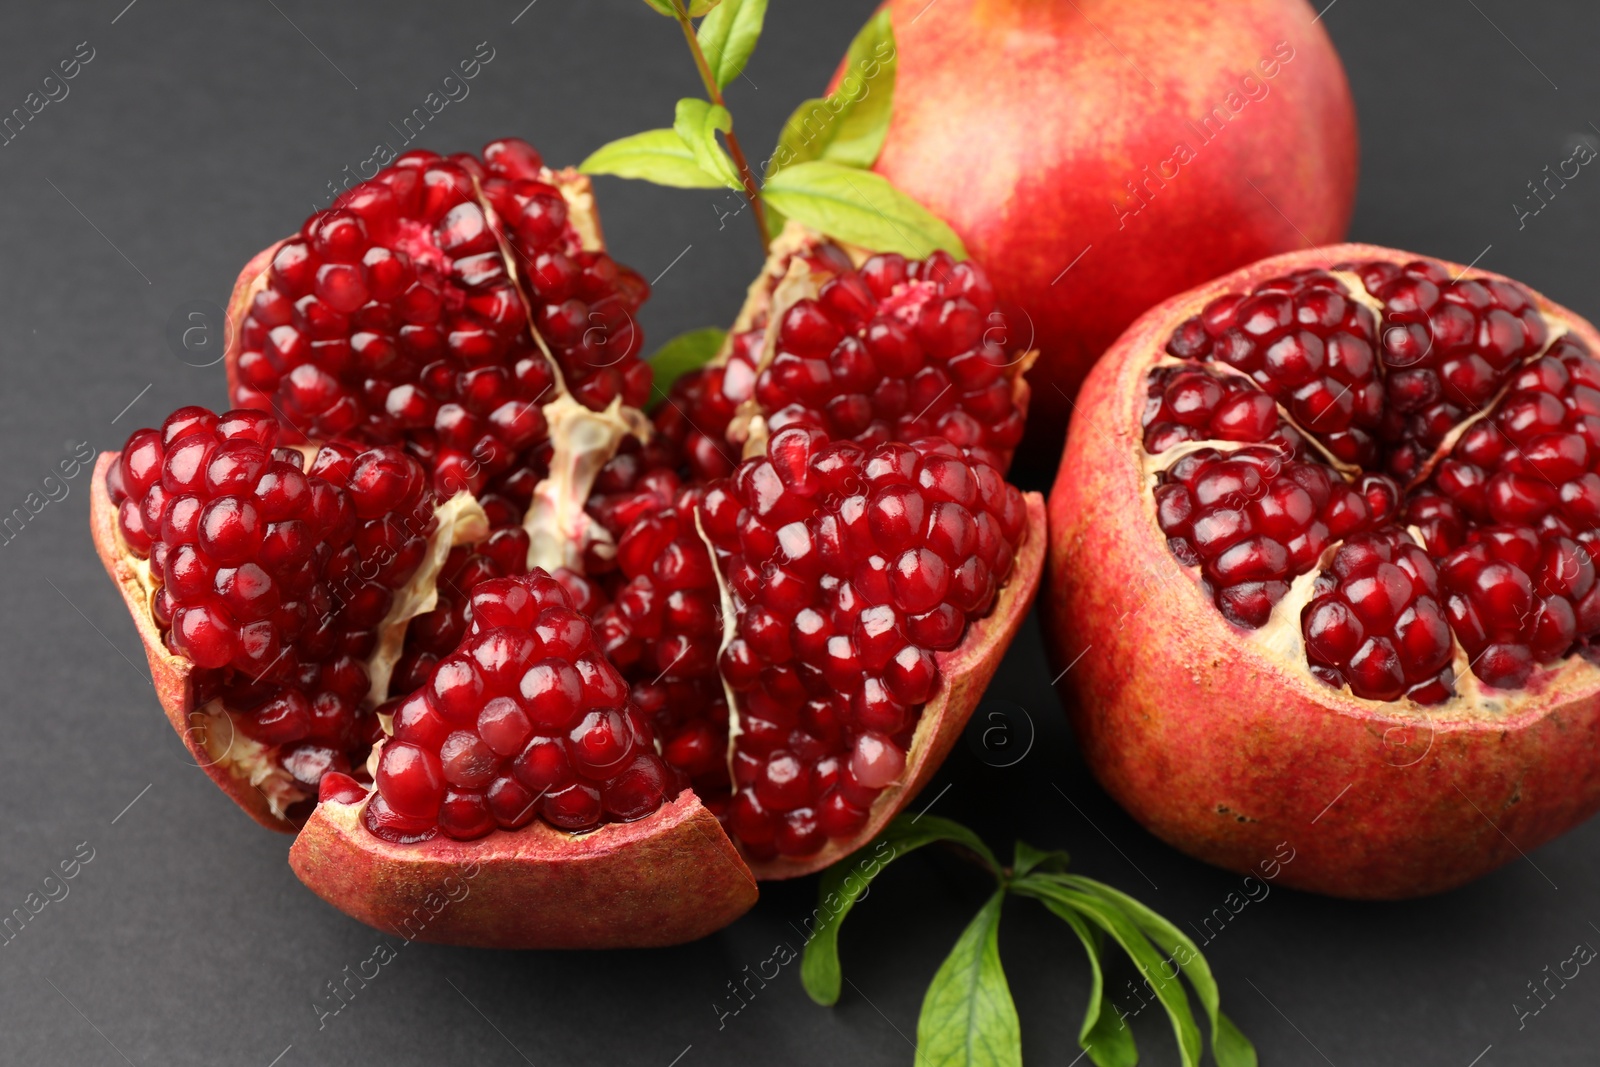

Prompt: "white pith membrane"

[1137,268,1600,720]
[114,172,655,820]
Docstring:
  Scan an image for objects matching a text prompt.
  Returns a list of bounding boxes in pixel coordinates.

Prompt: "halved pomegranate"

[1047,244,1600,899]
[90,143,1044,946]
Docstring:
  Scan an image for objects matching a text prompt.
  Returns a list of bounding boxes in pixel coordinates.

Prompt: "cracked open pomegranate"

[91,140,1043,946]
[1048,244,1600,899]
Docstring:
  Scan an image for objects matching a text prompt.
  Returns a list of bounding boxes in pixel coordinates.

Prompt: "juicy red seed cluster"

[1142,364,1306,456]
[1344,259,1550,481]
[1166,268,1384,465]
[231,139,647,497]
[695,428,1025,859]
[1151,258,1600,700]
[478,176,651,413]
[1154,443,1398,627]
[1408,336,1600,554]
[106,406,437,783]
[1303,529,1454,702]
[1438,527,1600,689]
[588,488,731,790]
[369,571,678,842]
[670,246,1025,481]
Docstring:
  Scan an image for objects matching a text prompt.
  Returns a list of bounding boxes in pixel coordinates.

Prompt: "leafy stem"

[801,815,1257,1067]
[666,0,769,249]
[582,3,966,267]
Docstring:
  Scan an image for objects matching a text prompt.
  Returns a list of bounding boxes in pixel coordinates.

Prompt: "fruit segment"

[91,141,1046,944]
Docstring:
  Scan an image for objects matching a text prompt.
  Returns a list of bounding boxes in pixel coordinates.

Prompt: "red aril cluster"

[1150,440,1398,628]
[1302,529,1453,702]
[1165,268,1384,465]
[106,405,437,791]
[230,139,648,496]
[368,571,678,842]
[661,242,1027,482]
[595,427,1026,859]
[1146,258,1600,701]
[1350,259,1550,481]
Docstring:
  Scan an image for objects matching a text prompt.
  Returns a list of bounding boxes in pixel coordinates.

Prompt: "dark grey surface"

[1,0,1597,1063]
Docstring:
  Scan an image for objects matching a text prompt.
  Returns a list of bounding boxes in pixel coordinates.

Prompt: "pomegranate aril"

[367,573,676,840]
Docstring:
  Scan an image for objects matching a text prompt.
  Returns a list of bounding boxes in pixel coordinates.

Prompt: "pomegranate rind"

[1047,243,1600,899]
[289,791,757,948]
[748,491,1046,880]
[89,452,296,833]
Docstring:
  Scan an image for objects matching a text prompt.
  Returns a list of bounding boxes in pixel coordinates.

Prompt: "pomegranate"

[90,141,1044,946]
[841,0,1357,442]
[1047,244,1600,899]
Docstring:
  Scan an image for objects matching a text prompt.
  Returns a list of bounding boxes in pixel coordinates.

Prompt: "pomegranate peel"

[746,490,1044,879]
[1048,242,1600,899]
[290,790,756,949]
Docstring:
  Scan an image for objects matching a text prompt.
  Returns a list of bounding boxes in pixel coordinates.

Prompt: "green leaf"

[647,328,726,406]
[696,0,767,88]
[915,892,1021,1067]
[769,8,895,177]
[673,98,742,191]
[579,128,727,189]
[1062,876,1257,1067]
[1012,840,1070,879]
[1036,898,1139,1067]
[802,815,1001,1006]
[763,161,965,259]
[640,0,719,16]
[1013,875,1204,1067]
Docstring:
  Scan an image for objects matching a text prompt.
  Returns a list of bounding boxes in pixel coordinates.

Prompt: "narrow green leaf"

[764,161,965,259]
[1014,876,1204,1067]
[646,328,726,407]
[1012,840,1069,878]
[673,98,742,191]
[801,815,1001,1006]
[696,0,767,88]
[915,892,1021,1067]
[688,0,719,13]
[1063,876,1258,1067]
[1035,897,1140,1067]
[579,129,727,189]
[768,8,896,176]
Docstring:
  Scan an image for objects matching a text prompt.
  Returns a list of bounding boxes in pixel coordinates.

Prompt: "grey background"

[0,0,1597,1063]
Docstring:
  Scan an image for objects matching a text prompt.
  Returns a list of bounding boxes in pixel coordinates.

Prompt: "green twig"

[669,0,770,251]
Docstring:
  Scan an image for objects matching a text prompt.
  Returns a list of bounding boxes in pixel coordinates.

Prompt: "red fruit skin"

[748,492,1046,880]
[289,791,756,949]
[1046,244,1600,900]
[90,452,295,833]
[847,0,1357,438]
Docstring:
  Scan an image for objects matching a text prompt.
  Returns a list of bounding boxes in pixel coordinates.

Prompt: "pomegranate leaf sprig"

[581,0,963,261]
[804,815,1258,1067]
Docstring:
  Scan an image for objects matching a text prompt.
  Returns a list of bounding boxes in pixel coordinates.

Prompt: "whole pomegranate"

[1047,244,1600,899]
[849,0,1357,443]
[91,141,1044,946]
